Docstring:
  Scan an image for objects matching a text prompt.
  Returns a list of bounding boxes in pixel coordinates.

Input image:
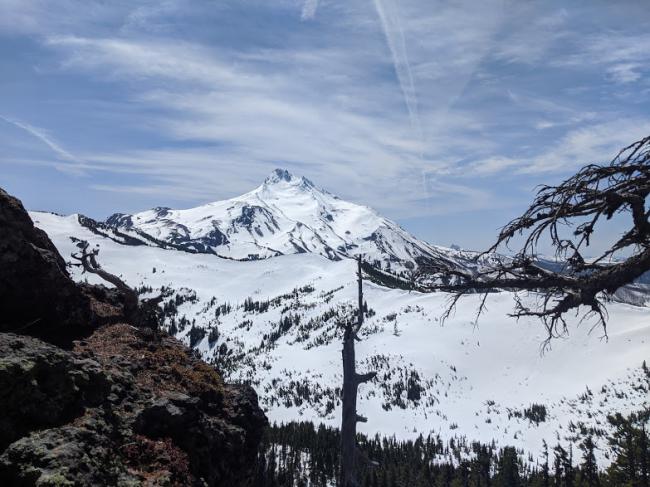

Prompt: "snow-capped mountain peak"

[262,168,315,189]
[255,168,323,201]
[88,170,480,272]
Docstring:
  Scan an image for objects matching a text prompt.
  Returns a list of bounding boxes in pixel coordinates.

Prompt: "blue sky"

[1,0,649,252]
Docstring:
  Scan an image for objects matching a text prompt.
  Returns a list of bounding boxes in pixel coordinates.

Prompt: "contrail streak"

[372,0,421,137]
[0,115,84,165]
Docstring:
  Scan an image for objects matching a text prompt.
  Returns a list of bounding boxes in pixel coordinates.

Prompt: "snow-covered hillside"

[31,210,650,465]
[91,169,484,274]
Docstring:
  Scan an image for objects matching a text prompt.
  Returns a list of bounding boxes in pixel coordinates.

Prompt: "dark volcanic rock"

[1,423,137,486]
[0,334,109,452]
[0,188,92,344]
[135,388,266,487]
[0,326,266,486]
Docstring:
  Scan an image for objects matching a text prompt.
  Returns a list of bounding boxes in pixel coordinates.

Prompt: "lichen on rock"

[0,326,266,486]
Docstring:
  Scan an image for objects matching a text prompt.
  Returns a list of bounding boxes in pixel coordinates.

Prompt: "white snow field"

[31,209,649,464]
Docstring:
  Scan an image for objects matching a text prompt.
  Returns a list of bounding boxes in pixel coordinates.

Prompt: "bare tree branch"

[420,135,650,348]
[71,239,162,330]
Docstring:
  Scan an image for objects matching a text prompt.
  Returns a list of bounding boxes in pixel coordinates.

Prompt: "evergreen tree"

[541,441,550,487]
[553,445,569,487]
[577,437,599,487]
[255,409,649,487]
[606,411,650,487]
[495,446,521,487]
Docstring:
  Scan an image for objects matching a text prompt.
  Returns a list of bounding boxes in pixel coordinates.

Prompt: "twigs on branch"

[421,136,650,348]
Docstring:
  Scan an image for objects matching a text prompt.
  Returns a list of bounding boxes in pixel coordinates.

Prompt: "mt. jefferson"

[98,169,476,273]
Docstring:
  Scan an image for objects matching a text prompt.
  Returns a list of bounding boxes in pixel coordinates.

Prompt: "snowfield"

[31,210,649,465]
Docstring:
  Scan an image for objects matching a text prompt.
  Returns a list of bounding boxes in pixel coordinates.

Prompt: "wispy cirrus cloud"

[37,5,650,214]
[0,115,86,174]
[519,119,650,174]
[2,0,650,247]
[553,32,650,85]
[301,0,319,20]
[28,33,455,215]
[467,119,650,176]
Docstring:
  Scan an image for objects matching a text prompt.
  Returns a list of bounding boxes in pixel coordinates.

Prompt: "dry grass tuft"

[122,434,192,486]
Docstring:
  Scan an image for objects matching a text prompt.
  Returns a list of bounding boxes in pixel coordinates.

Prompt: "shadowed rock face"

[0,325,267,486]
[0,334,110,452]
[0,187,267,486]
[0,188,92,344]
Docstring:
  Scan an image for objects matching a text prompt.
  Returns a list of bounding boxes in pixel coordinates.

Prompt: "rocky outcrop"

[0,334,109,452]
[0,189,93,345]
[0,325,266,486]
[0,187,267,486]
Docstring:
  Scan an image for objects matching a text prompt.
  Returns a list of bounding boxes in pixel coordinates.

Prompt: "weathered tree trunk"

[71,239,162,330]
[340,321,357,487]
[339,257,376,487]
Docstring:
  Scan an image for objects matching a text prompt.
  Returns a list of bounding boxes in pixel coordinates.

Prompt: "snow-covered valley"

[29,172,650,465]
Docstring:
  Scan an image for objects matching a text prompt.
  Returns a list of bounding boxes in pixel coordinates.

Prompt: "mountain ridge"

[84,168,483,274]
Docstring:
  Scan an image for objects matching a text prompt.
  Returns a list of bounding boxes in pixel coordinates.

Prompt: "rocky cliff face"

[0,187,267,486]
[0,188,94,345]
[0,326,266,486]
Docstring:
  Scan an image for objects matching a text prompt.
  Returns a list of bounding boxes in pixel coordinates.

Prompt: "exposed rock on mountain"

[87,168,484,273]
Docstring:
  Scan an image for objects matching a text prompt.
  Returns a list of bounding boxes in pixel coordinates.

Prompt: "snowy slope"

[100,169,480,273]
[31,210,650,465]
